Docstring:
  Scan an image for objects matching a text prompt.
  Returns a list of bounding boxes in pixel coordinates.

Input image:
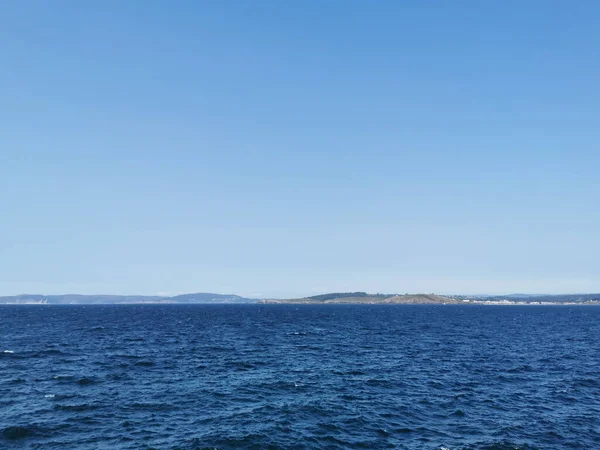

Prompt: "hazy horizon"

[2,2,598,297]
[1,285,599,300]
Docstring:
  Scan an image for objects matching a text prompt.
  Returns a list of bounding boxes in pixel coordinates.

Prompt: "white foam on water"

[44,394,56,398]
[3,350,14,354]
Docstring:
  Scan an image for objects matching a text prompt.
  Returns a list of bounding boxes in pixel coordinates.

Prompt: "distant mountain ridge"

[0,293,256,304]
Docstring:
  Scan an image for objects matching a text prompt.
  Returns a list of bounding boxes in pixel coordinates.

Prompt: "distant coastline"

[1,292,599,305]
[259,292,600,305]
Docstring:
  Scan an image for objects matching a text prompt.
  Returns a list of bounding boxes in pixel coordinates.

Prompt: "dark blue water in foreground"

[1,305,599,449]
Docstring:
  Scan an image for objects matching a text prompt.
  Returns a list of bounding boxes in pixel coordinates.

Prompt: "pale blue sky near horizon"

[1,1,599,298]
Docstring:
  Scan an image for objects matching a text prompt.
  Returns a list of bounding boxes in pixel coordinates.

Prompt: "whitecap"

[3,350,14,354]
[44,394,56,398]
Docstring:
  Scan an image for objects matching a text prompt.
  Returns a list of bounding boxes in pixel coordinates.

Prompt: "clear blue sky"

[1,1,599,297]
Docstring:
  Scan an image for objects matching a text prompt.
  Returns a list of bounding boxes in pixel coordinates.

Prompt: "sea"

[1,304,599,449]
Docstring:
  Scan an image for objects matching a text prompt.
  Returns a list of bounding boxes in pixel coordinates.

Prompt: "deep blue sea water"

[1,305,599,449]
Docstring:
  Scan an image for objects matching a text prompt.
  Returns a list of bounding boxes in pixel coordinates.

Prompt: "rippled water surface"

[1,305,599,449]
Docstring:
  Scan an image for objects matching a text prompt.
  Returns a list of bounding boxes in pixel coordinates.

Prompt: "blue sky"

[1,1,599,297]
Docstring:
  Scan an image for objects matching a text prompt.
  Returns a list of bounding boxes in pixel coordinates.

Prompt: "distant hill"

[383,294,461,304]
[260,293,459,304]
[0,293,256,304]
[308,292,381,301]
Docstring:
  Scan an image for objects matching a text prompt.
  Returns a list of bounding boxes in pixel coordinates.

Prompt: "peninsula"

[259,292,460,304]
[258,292,600,305]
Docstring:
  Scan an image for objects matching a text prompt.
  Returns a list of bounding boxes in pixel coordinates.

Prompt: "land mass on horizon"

[1,292,599,305]
[259,292,460,304]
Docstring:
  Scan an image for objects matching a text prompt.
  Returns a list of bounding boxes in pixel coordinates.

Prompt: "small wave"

[331,369,365,376]
[480,443,539,450]
[41,349,66,355]
[54,403,98,412]
[52,375,74,381]
[253,380,310,392]
[226,361,258,371]
[448,441,540,450]
[46,394,76,401]
[573,378,599,388]
[16,349,70,359]
[295,345,322,351]
[76,377,98,386]
[506,364,535,373]
[126,402,177,412]
[123,336,145,342]
[3,350,14,354]
[2,426,31,440]
[114,354,143,360]
[194,432,274,449]
[133,360,155,367]
[365,378,390,386]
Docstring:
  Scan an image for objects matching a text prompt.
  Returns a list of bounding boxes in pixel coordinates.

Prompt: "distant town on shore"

[1,292,599,305]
